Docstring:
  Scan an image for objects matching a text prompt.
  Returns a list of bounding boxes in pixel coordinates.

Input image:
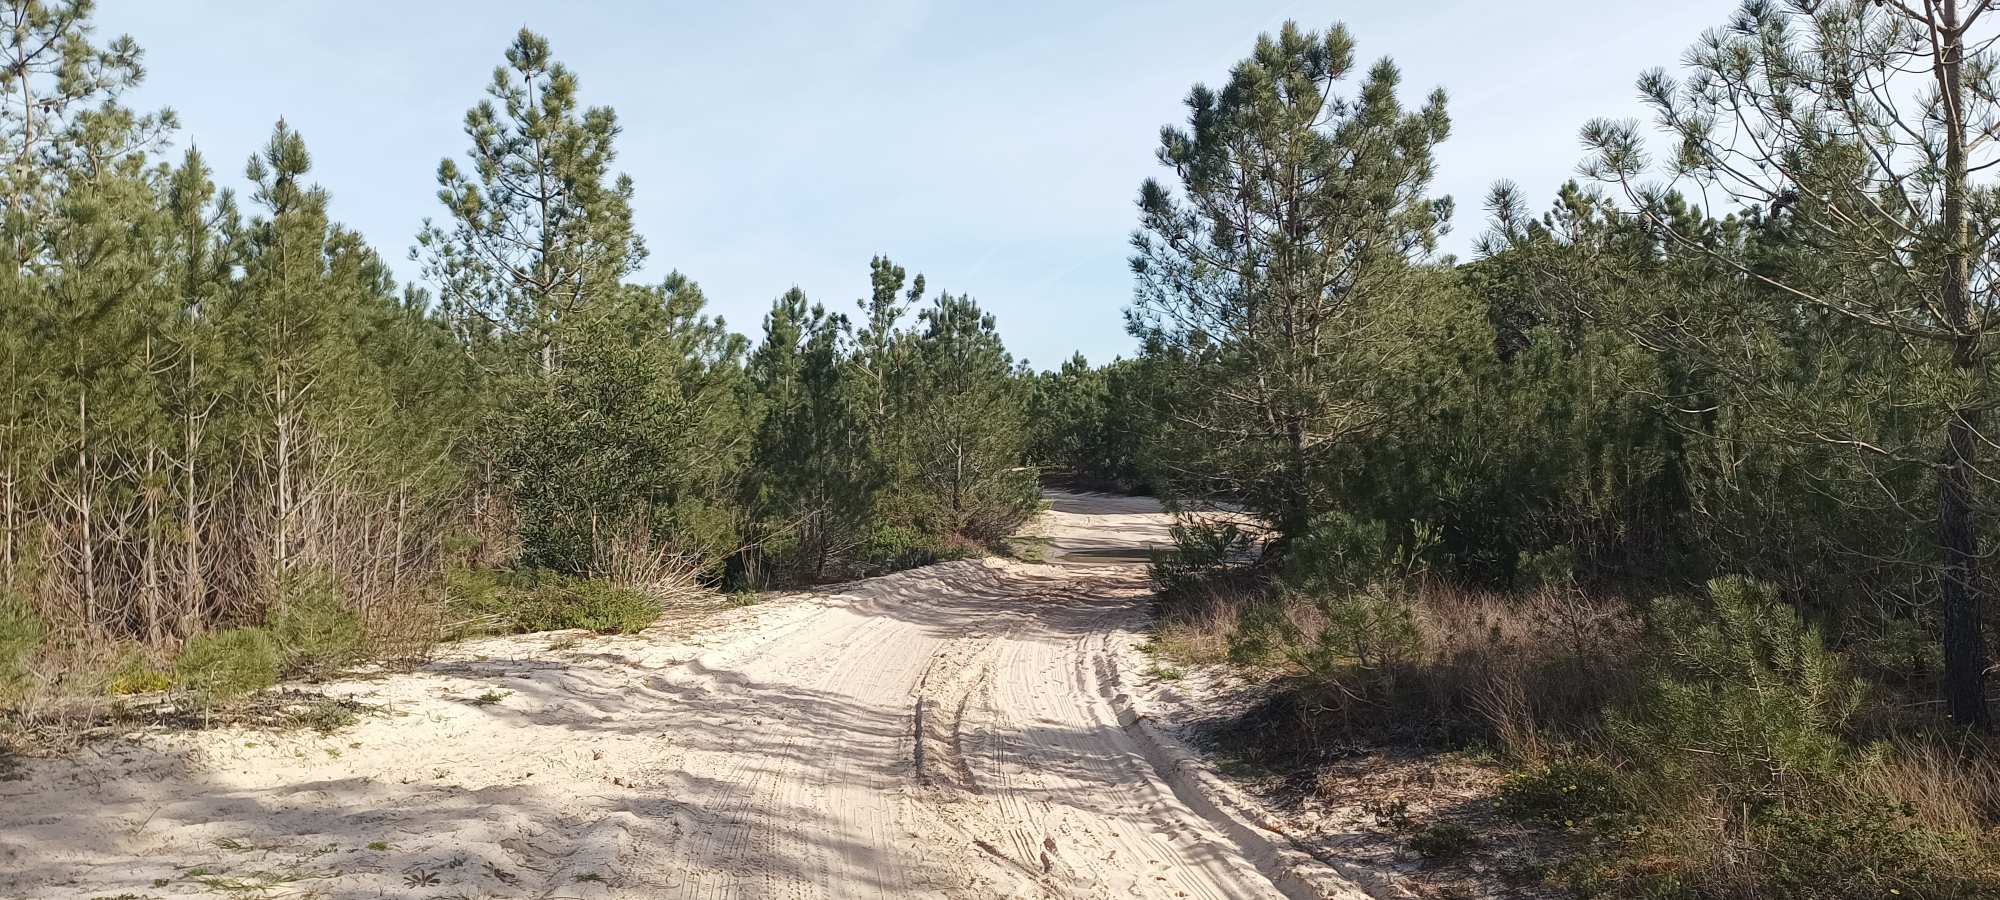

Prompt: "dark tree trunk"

[1936,0,1992,731]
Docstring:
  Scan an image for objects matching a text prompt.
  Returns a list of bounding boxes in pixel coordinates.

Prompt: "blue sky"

[101,1,1735,369]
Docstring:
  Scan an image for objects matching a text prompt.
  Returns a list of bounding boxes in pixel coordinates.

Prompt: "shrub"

[856,523,968,575]
[1150,520,1253,592]
[1409,821,1480,861]
[270,570,364,678]
[106,650,173,695]
[1614,577,1863,803]
[1229,583,1422,686]
[446,567,659,636]
[511,576,660,634]
[0,591,43,704]
[175,628,281,703]
[1497,757,1627,827]
[1281,511,1390,590]
[1743,798,1985,899]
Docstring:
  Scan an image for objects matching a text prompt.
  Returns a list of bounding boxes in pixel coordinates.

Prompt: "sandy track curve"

[0,492,1338,899]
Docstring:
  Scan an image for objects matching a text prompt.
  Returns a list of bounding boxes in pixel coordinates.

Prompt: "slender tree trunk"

[182,374,203,636]
[1935,0,1991,731]
[76,389,95,634]
[143,440,161,644]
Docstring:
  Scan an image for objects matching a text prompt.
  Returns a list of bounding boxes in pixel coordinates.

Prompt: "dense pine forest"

[0,6,1036,705]
[5,0,2000,897]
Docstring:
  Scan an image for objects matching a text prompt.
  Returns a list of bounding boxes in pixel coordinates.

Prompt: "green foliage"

[512,576,660,635]
[1496,758,1627,827]
[106,651,173,696]
[269,570,363,678]
[1129,19,1454,542]
[448,568,659,636]
[1025,354,1152,491]
[1277,513,1437,591]
[175,628,282,703]
[1408,821,1479,861]
[1149,521,1253,593]
[1230,582,1422,682]
[496,284,748,574]
[854,523,970,575]
[1615,577,1864,802]
[1737,799,1984,900]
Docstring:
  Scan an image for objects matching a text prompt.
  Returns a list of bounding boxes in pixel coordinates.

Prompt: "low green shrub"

[270,569,363,678]
[1496,757,1627,827]
[511,576,660,634]
[1746,798,1984,898]
[1614,576,1863,804]
[1409,821,1480,861]
[175,628,281,703]
[856,523,968,574]
[107,650,173,695]
[1281,511,1390,590]
[1228,583,1421,687]
[448,568,660,636]
[1150,520,1252,593]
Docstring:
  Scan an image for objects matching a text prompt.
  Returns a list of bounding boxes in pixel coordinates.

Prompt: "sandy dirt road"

[0,492,1351,899]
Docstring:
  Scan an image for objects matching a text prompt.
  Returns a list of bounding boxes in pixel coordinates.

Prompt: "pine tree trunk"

[77,389,95,634]
[183,386,203,636]
[1935,0,1992,731]
[143,440,161,645]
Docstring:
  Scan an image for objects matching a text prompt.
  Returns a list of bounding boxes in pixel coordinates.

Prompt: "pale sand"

[0,491,1371,899]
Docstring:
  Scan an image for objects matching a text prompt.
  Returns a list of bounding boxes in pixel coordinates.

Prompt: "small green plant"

[283,698,361,734]
[1409,821,1479,861]
[270,569,363,678]
[467,690,509,706]
[107,650,174,695]
[175,627,281,704]
[856,523,953,573]
[366,841,391,851]
[1496,757,1625,827]
[1145,663,1185,682]
[450,569,660,636]
[1614,577,1863,802]
[1149,520,1252,592]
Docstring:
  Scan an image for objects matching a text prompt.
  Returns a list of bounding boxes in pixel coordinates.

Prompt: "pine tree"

[417,27,643,381]
[1127,20,1452,544]
[746,289,869,580]
[1576,0,2000,729]
[899,291,1034,539]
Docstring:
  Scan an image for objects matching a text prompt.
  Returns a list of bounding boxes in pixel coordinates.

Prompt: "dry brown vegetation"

[1149,572,2000,899]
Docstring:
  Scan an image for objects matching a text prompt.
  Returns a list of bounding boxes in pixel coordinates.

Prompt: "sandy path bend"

[0,492,1328,899]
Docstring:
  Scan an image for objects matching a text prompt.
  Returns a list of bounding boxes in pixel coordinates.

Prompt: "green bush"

[1282,511,1390,590]
[449,569,662,637]
[1409,821,1480,861]
[0,591,42,704]
[1150,520,1253,592]
[1497,757,1627,827]
[107,650,173,695]
[1228,583,1421,684]
[511,576,660,634]
[175,628,281,703]
[1744,799,1984,899]
[270,570,363,678]
[856,523,961,574]
[1615,577,1863,802]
